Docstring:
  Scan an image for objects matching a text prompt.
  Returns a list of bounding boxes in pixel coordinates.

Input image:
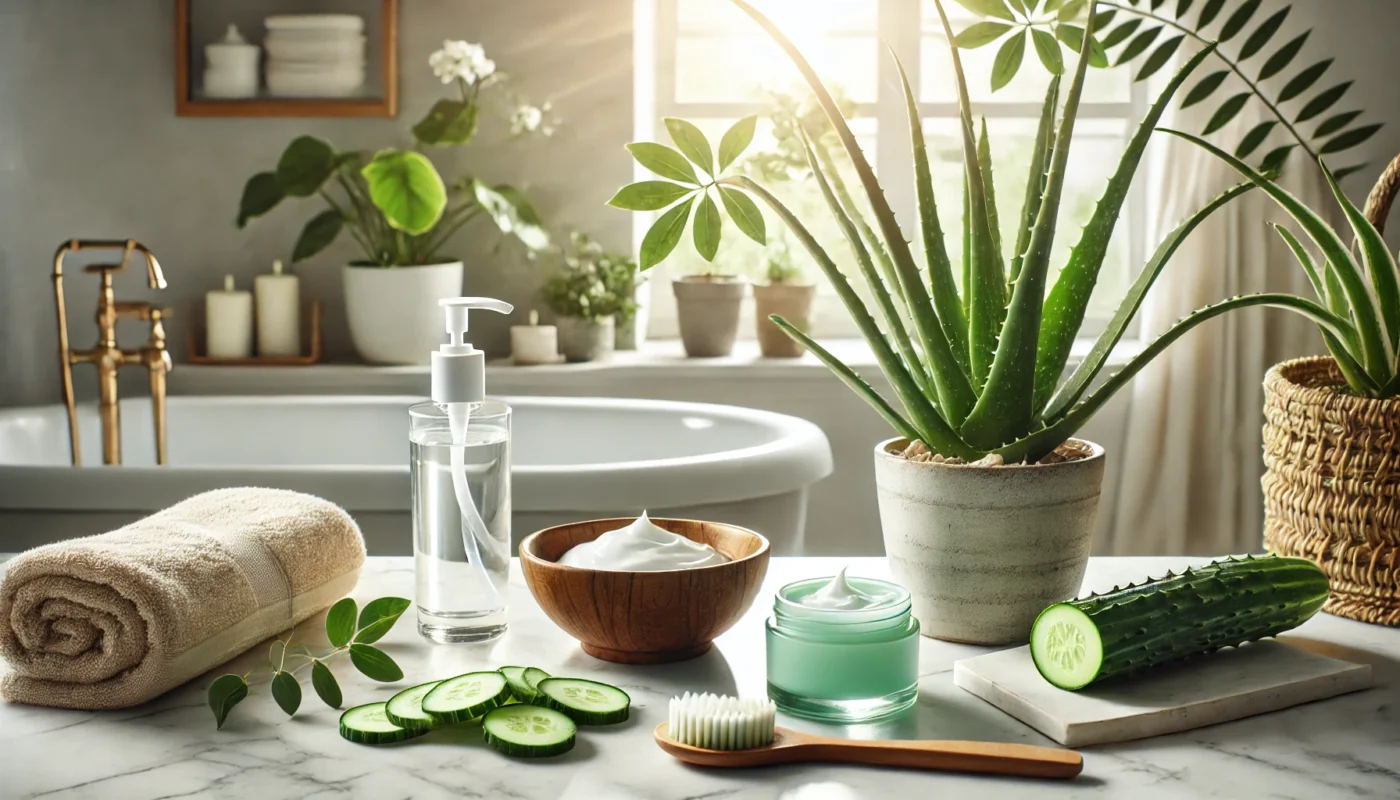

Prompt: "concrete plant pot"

[753,282,816,359]
[556,315,615,363]
[673,276,747,358]
[342,261,463,365]
[874,437,1106,645]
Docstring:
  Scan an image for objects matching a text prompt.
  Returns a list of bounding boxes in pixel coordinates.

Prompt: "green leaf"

[625,142,700,185]
[1279,60,1333,103]
[718,186,765,244]
[952,0,1015,21]
[291,209,343,263]
[361,149,447,236]
[473,181,551,251]
[1203,92,1250,135]
[1101,19,1141,49]
[236,172,284,228]
[1260,144,1297,175]
[664,118,715,177]
[956,21,1015,49]
[639,197,694,270]
[1197,0,1226,27]
[271,671,301,717]
[1235,120,1277,159]
[1182,70,1229,108]
[1322,161,1400,352]
[1258,32,1308,81]
[1218,0,1262,42]
[1117,26,1163,65]
[1007,0,1030,15]
[1044,0,1065,11]
[1296,82,1352,123]
[1056,25,1109,67]
[311,660,342,709]
[207,674,248,730]
[1316,110,1363,138]
[276,136,337,197]
[717,115,757,172]
[1032,28,1064,74]
[354,597,412,644]
[412,99,478,146]
[1333,164,1369,181]
[1011,77,1061,284]
[1322,124,1382,155]
[1238,6,1286,59]
[606,180,694,211]
[325,597,357,648]
[348,643,403,682]
[1175,0,1194,16]
[1092,9,1117,30]
[693,191,722,262]
[1056,0,1087,21]
[1136,35,1184,82]
[991,30,1027,91]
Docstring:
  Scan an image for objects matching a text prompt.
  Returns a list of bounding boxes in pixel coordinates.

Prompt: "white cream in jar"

[557,512,730,571]
[797,566,897,610]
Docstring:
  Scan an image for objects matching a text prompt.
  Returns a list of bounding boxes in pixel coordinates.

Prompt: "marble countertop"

[2,557,1397,799]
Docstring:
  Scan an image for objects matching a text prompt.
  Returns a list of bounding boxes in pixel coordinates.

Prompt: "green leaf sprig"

[206,596,411,729]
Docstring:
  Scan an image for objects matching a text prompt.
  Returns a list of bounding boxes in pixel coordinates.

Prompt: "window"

[635,0,1147,340]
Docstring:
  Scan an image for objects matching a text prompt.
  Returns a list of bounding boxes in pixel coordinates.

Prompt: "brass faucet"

[53,239,172,466]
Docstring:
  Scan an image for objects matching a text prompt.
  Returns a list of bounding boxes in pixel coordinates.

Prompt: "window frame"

[634,0,1149,341]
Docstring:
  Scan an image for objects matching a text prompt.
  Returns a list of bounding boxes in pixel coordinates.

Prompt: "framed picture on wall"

[175,0,398,117]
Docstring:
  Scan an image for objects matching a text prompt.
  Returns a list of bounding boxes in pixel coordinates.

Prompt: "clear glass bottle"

[410,400,511,643]
[765,576,920,722]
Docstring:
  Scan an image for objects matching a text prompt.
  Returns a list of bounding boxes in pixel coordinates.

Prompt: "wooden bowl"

[520,518,771,664]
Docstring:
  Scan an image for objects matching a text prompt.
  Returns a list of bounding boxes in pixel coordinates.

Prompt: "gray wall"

[0,0,632,406]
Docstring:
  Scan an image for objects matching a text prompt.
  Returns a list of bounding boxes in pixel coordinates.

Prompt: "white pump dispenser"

[431,297,513,404]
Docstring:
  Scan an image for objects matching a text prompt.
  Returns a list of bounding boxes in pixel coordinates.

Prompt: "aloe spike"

[957,2,1098,450]
[961,176,973,323]
[1033,43,1219,413]
[1274,224,1362,353]
[1164,128,1394,382]
[1011,78,1061,285]
[977,118,1005,276]
[1043,181,1258,421]
[930,0,1003,388]
[1322,162,1400,354]
[727,175,979,459]
[893,49,971,379]
[769,315,921,443]
[998,293,1359,462]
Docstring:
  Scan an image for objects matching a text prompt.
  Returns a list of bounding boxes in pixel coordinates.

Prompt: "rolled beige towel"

[0,488,365,710]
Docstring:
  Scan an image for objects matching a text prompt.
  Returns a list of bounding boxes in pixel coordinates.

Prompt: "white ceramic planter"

[557,316,615,363]
[342,261,463,365]
[673,276,747,358]
[874,437,1105,645]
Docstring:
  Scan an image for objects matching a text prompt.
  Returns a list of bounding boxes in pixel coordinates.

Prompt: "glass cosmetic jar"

[764,576,920,722]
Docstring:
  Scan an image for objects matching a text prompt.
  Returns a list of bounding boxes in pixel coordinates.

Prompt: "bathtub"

[0,396,832,556]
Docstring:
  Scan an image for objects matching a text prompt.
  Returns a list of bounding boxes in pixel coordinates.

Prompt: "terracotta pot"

[673,276,747,357]
[556,316,615,363]
[753,282,817,358]
[342,261,462,365]
[874,437,1105,645]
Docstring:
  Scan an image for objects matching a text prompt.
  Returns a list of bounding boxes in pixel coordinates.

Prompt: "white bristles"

[667,692,777,750]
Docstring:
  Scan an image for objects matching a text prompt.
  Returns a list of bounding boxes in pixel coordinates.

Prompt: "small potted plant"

[753,238,815,358]
[236,39,556,365]
[541,232,637,362]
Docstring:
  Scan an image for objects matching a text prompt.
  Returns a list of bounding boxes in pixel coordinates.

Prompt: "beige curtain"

[1103,95,1345,556]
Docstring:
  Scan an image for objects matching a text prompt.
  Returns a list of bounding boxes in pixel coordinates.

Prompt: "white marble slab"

[2,556,1399,799]
[955,640,1372,747]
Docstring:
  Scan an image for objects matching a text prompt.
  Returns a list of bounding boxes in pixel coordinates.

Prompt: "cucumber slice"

[499,666,537,702]
[1029,604,1104,691]
[523,667,551,692]
[339,702,430,745]
[482,704,576,758]
[535,678,631,725]
[422,671,510,725]
[385,680,442,730]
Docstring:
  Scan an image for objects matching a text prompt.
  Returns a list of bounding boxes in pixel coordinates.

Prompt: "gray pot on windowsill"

[754,282,817,359]
[556,315,615,363]
[673,275,748,358]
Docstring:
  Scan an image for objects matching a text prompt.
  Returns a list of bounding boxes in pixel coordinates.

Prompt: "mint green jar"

[765,576,920,722]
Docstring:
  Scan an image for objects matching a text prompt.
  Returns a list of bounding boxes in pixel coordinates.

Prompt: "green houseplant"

[608,0,1348,643]
[541,232,639,362]
[236,39,553,364]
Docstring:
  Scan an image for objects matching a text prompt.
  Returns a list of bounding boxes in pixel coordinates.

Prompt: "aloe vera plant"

[610,0,1352,463]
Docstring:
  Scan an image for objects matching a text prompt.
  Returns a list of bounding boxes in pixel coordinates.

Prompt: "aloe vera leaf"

[1322,163,1400,353]
[1010,77,1061,284]
[1043,181,1257,420]
[729,176,978,458]
[1033,43,1218,413]
[957,3,1099,450]
[893,49,971,379]
[809,135,909,310]
[1163,129,1394,381]
[1272,224,1357,347]
[727,0,970,418]
[1001,293,1360,462]
[977,118,1005,273]
[769,315,921,443]
[962,176,973,322]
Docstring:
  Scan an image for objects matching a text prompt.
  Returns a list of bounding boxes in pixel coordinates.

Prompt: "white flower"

[428,40,496,85]
[510,101,557,136]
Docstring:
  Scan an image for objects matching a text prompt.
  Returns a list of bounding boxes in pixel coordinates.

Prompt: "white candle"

[254,259,301,357]
[511,310,558,365]
[206,274,253,359]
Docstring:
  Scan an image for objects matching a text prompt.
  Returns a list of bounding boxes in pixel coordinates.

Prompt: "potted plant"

[753,238,815,359]
[236,39,555,365]
[540,232,638,362]
[608,0,1334,644]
